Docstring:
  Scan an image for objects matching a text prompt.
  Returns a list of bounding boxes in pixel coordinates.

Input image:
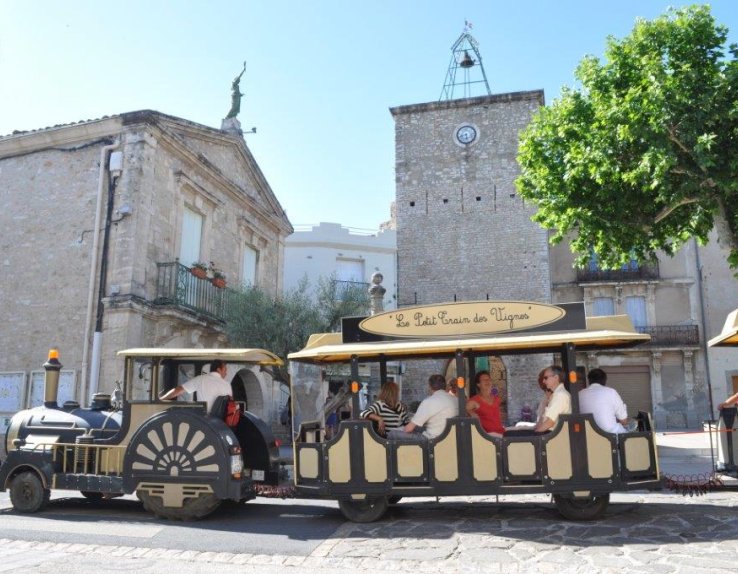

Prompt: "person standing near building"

[160,359,232,413]
[579,368,634,433]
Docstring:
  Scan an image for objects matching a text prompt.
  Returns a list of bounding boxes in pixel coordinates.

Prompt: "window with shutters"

[242,245,258,286]
[180,207,203,267]
[625,296,647,327]
[593,297,614,316]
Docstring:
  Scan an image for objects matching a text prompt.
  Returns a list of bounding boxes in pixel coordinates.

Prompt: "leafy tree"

[516,5,738,271]
[224,275,370,379]
[316,274,371,332]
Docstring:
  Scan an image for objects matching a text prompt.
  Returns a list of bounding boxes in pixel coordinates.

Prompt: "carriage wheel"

[137,488,222,521]
[553,493,609,521]
[9,471,50,513]
[338,496,389,523]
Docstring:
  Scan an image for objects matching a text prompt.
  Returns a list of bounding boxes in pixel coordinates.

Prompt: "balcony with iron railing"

[155,261,230,322]
[636,325,699,346]
[577,260,660,283]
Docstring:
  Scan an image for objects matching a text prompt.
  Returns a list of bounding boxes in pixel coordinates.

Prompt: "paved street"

[0,432,736,573]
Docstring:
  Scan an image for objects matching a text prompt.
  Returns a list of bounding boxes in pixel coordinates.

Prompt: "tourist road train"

[1,300,736,522]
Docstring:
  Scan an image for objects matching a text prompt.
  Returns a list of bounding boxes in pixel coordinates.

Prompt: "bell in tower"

[439,24,491,101]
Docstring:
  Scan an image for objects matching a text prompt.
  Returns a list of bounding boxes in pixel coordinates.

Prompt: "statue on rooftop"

[226,61,247,119]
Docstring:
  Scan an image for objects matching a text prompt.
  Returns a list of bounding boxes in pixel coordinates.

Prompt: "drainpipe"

[694,238,715,415]
[80,142,119,405]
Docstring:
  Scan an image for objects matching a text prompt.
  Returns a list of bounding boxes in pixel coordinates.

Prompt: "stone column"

[651,352,666,428]
[368,271,387,401]
[683,350,697,427]
[369,272,386,316]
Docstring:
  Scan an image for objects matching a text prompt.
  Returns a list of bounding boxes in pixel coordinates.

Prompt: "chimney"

[43,348,62,408]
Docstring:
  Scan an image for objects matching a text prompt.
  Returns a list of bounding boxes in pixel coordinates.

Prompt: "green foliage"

[224,275,370,376]
[516,5,738,271]
[316,274,371,332]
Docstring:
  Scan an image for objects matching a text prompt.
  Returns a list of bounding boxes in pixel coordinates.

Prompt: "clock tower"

[389,29,552,413]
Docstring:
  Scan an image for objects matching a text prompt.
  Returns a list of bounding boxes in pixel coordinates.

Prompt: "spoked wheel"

[338,496,389,523]
[9,471,50,513]
[553,493,609,521]
[137,489,222,521]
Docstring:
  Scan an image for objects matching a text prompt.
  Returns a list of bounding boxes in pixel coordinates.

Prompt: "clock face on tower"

[455,124,478,145]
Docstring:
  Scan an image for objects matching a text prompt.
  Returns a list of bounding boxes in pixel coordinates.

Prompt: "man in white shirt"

[388,374,458,440]
[579,368,632,433]
[534,365,572,432]
[160,359,232,413]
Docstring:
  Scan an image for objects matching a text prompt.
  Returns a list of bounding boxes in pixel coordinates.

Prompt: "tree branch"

[654,197,701,224]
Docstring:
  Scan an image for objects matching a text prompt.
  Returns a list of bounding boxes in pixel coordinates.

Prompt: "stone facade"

[0,111,292,432]
[391,92,552,414]
[551,233,738,429]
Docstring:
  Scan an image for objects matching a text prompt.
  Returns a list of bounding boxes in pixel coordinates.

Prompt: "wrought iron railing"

[636,325,699,346]
[333,280,370,299]
[577,262,659,282]
[155,261,229,321]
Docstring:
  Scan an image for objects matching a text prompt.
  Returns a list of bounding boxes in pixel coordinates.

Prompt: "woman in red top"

[466,370,504,436]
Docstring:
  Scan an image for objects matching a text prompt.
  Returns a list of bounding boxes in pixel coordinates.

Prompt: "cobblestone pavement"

[1,489,737,574]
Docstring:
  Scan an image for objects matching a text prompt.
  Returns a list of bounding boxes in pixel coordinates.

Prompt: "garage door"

[602,365,652,416]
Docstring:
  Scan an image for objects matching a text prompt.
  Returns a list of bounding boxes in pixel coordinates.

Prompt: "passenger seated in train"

[506,366,570,436]
[388,374,458,441]
[466,371,504,436]
[360,381,410,437]
[159,359,232,413]
[579,368,636,433]
[533,365,571,433]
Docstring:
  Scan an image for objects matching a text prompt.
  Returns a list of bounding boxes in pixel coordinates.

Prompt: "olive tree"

[225,275,370,379]
[516,5,738,271]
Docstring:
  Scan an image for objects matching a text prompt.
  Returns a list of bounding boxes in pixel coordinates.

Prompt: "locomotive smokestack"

[43,348,62,408]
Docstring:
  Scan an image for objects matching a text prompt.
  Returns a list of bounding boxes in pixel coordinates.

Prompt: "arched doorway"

[231,368,264,418]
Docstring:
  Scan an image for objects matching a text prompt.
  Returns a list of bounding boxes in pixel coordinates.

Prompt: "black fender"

[0,450,55,492]
[231,411,281,484]
[122,409,244,500]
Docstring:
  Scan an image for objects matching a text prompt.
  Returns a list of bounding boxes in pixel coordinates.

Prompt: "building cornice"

[389,90,545,117]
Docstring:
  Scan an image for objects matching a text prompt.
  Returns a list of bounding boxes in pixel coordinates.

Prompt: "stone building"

[390,31,738,428]
[0,110,292,433]
[390,90,551,415]
[551,234,738,428]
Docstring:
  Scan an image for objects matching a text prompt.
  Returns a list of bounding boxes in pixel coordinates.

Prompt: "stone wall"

[0,112,291,418]
[391,92,553,418]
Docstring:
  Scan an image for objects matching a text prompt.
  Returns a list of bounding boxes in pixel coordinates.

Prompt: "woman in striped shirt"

[360,381,410,437]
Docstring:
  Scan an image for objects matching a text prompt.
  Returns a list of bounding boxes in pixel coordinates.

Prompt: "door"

[603,365,652,416]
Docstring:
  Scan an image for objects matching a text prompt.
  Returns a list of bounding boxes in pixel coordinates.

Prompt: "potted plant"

[209,262,227,288]
[190,261,208,279]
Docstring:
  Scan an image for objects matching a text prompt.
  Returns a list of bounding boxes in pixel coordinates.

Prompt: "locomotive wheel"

[338,496,389,523]
[553,493,609,521]
[80,491,104,501]
[137,489,222,521]
[81,491,123,501]
[9,471,50,513]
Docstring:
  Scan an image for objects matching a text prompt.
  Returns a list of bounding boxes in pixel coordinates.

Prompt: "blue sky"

[2,1,737,230]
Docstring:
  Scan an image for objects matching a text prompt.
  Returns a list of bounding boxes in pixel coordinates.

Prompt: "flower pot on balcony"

[212,277,226,289]
[191,267,208,279]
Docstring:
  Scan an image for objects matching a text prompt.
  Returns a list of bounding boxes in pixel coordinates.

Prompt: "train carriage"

[288,300,664,522]
[708,308,738,475]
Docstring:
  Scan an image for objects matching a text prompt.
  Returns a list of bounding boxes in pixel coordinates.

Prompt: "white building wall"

[284,222,397,310]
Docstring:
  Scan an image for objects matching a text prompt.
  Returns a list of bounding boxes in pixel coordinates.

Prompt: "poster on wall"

[29,370,77,407]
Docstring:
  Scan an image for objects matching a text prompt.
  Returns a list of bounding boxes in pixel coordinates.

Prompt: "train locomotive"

[0,347,285,520]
